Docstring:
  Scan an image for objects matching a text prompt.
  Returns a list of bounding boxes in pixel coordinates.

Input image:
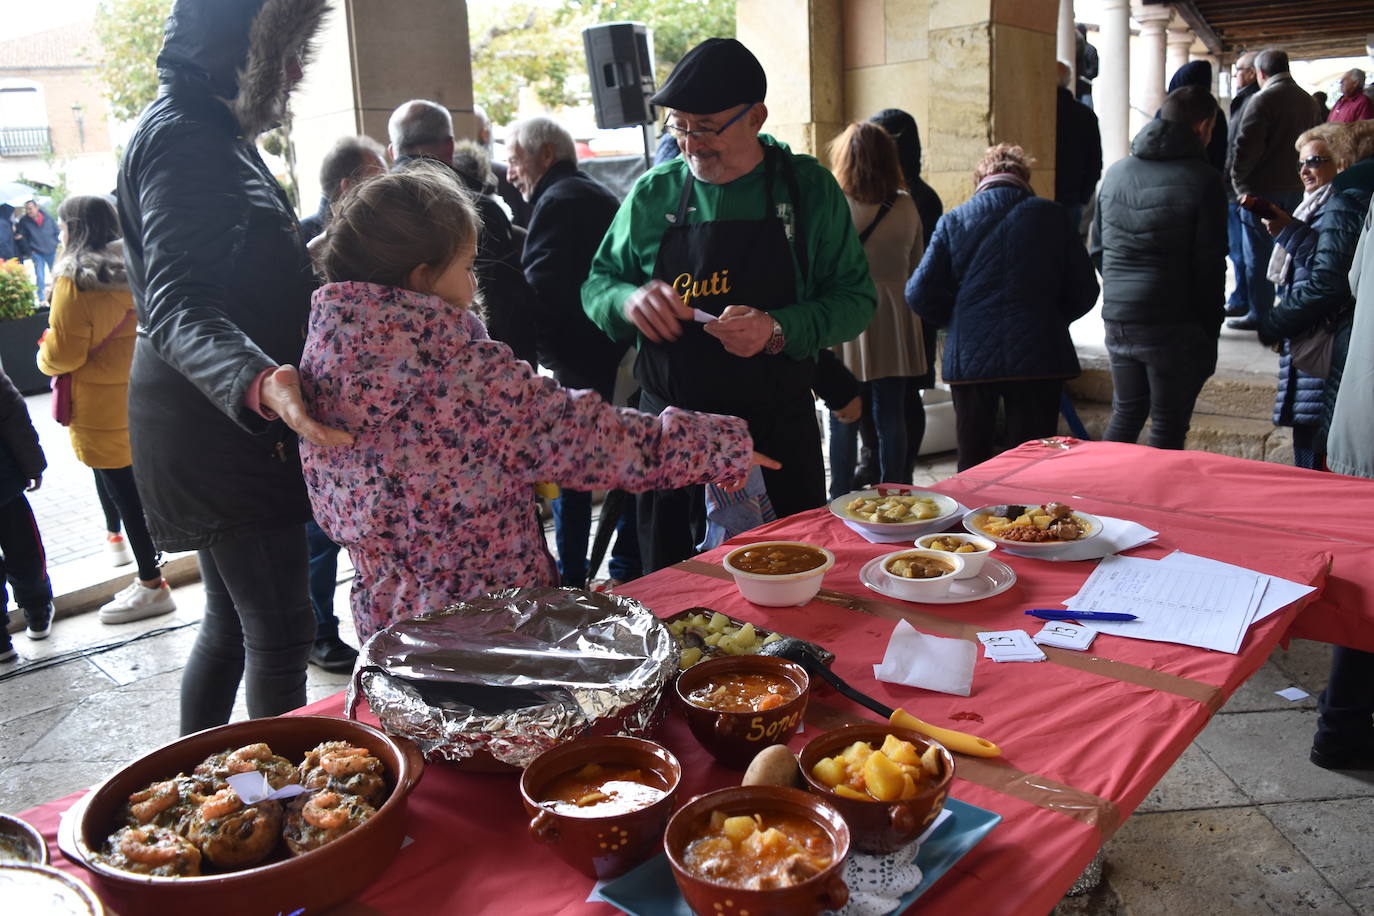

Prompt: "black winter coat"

[116,0,324,551]
[906,184,1098,383]
[0,368,45,504]
[15,209,60,257]
[1055,87,1103,207]
[1260,158,1374,450]
[1091,118,1227,335]
[524,161,628,388]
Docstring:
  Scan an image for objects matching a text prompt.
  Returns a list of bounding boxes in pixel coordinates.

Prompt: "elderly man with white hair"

[1329,69,1373,124]
[506,115,641,588]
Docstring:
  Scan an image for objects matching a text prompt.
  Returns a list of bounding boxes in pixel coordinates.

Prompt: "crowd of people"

[0,0,1371,770]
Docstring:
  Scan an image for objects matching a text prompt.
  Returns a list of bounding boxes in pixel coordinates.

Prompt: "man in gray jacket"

[1227,48,1322,331]
[1092,86,1227,449]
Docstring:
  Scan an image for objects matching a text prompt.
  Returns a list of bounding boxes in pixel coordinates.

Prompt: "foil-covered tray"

[347,588,678,769]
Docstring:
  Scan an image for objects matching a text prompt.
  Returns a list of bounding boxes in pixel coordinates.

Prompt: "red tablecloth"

[20,440,1338,915]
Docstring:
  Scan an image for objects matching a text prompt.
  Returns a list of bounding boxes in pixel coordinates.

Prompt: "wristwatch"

[763,316,785,356]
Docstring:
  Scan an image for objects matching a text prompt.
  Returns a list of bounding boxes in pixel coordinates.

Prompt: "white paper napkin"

[872,620,977,696]
[842,502,972,544]
[976,629,1047,662]
[998,515,1157,561]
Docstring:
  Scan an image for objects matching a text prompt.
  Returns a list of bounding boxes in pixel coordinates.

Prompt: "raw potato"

[743,745,802,788]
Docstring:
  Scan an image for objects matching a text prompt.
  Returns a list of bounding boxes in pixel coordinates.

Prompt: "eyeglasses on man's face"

[1298,155,1332,171]
[664,104,753,141]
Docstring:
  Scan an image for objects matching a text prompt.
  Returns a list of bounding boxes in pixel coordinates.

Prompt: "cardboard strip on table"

[674,559,1224,710]
[802,700,1123,836]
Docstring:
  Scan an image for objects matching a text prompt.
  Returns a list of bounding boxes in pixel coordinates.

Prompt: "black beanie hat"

[650,38,767,114]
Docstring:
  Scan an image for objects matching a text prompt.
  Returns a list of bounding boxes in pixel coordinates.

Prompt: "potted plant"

[0,259,51,395]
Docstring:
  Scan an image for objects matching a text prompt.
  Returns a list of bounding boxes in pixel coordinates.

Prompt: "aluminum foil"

[346,587,679,768]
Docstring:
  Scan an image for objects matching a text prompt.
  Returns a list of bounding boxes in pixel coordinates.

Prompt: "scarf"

[974,172,1033,195]
[1267,183,1336,285]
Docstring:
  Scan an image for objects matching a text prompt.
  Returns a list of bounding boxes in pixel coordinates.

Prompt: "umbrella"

[0,181,41,208]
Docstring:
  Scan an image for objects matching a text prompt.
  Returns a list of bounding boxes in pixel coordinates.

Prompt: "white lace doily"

[823,806,952,916]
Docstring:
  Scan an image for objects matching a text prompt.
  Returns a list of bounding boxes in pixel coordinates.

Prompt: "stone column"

[289,0,475,209]
[1097,0,1131,165]
[1134,3,1172,120]
[1058,0,1077,82]
[737,0,844,159]
[1166,21,1193,86]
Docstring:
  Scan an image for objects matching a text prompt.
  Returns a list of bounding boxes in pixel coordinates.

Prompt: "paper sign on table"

[1154,550,1317,625]
[976,630,1046,662]
[1032,621,1097,651]
[873,620,977,696]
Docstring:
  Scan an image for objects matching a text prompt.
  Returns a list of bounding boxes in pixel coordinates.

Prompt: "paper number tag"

[975,630,1047,663]
[1032,621,1097,651]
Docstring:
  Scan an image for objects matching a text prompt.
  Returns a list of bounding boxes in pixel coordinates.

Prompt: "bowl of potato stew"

[676,655,810,768]
[665,785,850,916]
[722,541,835,607]
[799,725,954,854]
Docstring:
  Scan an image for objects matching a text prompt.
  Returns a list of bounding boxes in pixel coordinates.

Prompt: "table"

[21,439,1337,915]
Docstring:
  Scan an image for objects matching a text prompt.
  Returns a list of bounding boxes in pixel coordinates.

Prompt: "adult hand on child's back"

[261,365,354,447]
[624,280,693,343]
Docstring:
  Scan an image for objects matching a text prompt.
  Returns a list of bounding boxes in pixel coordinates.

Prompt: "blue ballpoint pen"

[1025,610,1138,622]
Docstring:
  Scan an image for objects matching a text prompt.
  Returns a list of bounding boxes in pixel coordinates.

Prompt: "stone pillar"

[1097,0,1131,165]
[1134,3,1171,120]
[737,0,844,160]
[289,0,475,210]
[1166,21,1193,86]
[1058,0,1076,81]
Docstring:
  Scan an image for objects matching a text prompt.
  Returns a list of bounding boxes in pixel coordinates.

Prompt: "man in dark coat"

[118,0,349,735]
[1092,86,1227,450]
[15,200,59,302]
[1164,61,1227,173]
[1055,61,1103,235]
[1224,51,1260,318]
[1227,48,1322,331]
[506,115,640,587]
[298,134,386,242]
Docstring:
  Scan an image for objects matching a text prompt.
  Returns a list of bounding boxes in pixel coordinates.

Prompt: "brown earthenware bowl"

[520,735,681,880]
[675,655,809,769]
[664,785,850,916]
[798,724,954,854]
[58,716,424,916]
[0,812,49,864]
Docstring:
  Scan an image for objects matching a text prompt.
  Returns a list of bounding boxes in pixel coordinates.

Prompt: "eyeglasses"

[663,104,753,140]
[1298,155,1332,170]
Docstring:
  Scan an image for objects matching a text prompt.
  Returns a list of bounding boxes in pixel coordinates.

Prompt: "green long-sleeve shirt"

[581,135,876,360]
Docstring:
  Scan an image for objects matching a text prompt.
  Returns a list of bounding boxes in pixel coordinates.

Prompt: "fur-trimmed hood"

[157,0,329,137]
[54,238,129,292]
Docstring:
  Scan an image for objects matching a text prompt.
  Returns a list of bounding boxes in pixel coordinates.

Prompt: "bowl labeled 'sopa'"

[676,655,809,768]
[723,541,835,607]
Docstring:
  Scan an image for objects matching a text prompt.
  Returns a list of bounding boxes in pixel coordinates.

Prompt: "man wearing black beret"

[583,37,876,572]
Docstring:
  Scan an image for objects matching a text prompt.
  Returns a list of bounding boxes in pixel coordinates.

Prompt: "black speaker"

[583,22,656,129]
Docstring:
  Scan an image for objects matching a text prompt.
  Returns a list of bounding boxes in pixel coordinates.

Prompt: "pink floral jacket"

[300,281,752,642]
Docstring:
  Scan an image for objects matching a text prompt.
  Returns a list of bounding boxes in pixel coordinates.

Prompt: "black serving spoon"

[757,637,1001,757]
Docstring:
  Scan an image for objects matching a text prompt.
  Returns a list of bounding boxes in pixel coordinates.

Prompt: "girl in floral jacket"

[301,161,766,642]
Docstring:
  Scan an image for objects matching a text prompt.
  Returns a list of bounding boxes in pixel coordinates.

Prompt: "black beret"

[650,38,767,114]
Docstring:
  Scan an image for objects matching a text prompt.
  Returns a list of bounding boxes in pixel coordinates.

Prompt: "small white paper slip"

[1276,686,1311,701]
[1033,621,1098,651]
[225,771,312,805]
[692,307,716,323]
[873,620,977,697]
[976,629,1047,662]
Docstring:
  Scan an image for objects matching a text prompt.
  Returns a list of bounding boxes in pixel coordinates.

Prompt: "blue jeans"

[1226,202,1250,313]
[305,519,342,639]
[829,376,911,498]
[1103,320,1217,449]
[181,525,315,734]
[1238,191,1302,324]
[30,251,53,302]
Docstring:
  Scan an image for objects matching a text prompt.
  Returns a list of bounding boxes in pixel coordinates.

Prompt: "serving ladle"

[757,637,1001,757]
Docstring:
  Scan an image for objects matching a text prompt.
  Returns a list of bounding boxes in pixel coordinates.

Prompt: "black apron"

[636,146,825,571]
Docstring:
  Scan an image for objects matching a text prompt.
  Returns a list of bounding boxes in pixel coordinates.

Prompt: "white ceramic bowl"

[961,505,1103,552]
[877,548,964,600]
[914,532,996,579]
[828,489,960,536]
[723,541,836,607]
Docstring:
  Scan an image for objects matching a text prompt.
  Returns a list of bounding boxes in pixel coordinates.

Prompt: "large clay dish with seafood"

[59,716,423,916]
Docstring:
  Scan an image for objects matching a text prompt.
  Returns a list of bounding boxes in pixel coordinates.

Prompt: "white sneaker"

[99,580,176,624]
[106,534,134,567]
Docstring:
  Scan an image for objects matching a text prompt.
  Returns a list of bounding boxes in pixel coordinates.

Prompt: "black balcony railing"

[0,126,53,157]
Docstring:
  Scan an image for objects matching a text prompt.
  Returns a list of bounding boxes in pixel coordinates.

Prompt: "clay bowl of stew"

[0,812,49,865]
[57,716,424,916]
[520,735,682,880]
[798,724,954,854]
[676,655,810,769]
[665,784,850,916]
[722,540,835,606]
